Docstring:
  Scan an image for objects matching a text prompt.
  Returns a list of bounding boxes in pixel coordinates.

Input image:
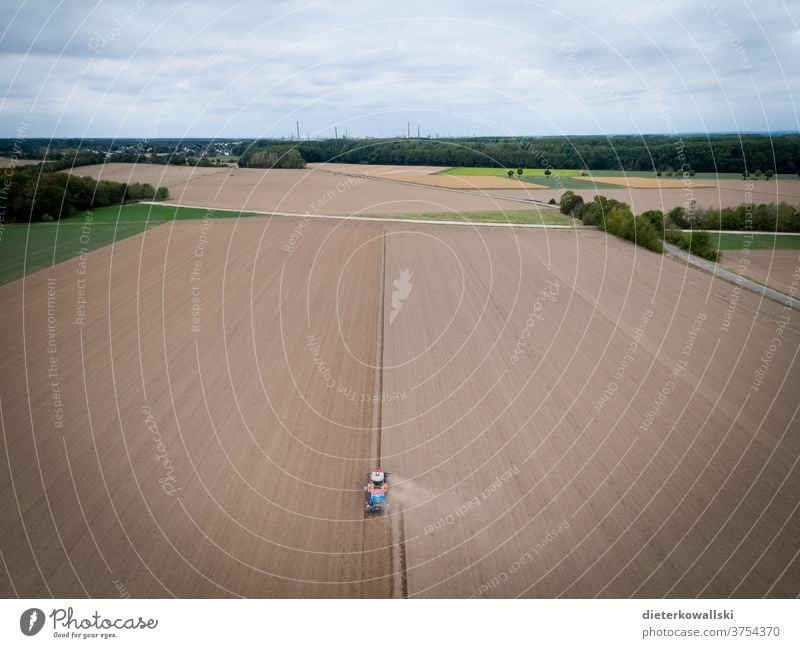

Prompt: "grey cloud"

[0,0,797,136]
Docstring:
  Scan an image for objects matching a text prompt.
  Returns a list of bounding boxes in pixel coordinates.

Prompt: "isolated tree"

[516,167,523,178]
[656,170,662,177]
[544,168,552,177]
[507,169,514,178]
[742,170,749,180]
[754,169,763,179]
[559,190,584,217]
[765,169,774,180]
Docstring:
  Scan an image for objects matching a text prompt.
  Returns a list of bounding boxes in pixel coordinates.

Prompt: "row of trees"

[560,191,800,233]
[662,202,800,232]
[558,192,663,253]
[660,229,719,261]
[559,191,800,260]
[280,134,800,174]
[1,167,168,223]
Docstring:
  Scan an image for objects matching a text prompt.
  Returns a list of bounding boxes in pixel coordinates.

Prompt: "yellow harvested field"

[576,176,714,189]
[389,173,546,190]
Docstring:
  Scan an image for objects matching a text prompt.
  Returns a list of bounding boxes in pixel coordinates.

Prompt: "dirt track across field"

[1,217,799,597]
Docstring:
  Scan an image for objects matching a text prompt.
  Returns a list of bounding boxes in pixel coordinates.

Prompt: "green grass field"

[0,203,254,285]
[707,231,800,250]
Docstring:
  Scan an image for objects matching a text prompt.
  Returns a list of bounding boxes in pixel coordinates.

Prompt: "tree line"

[1,165,168,223]
[5,134,798,174]
[288,134,799,174]
[559,191,800,261]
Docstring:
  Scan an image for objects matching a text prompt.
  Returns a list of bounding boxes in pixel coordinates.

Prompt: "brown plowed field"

[388,173,545,190]
[69,163,537,215]
[719,249,800,296]
[1,217,798,597]
[0,217,393,597]
[576,176,714,189]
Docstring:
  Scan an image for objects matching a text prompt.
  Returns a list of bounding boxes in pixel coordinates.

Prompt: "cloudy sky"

[0,0,797,138]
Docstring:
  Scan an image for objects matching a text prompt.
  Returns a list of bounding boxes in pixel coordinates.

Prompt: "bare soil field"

[719,249,800,296]
[1,218,798,598]
[70,163,538,215]
[577,176,714,189]
[381,227,800,597]
[70,162,227,189]
[388,173,545,190]
[0,217,393,597]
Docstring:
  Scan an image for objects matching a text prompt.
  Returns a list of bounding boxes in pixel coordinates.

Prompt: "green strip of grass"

[0,203,256,285]
[709,231,800,250]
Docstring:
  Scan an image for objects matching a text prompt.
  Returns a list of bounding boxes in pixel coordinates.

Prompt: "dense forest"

[0,165,168,223]
[290,134,800,174]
